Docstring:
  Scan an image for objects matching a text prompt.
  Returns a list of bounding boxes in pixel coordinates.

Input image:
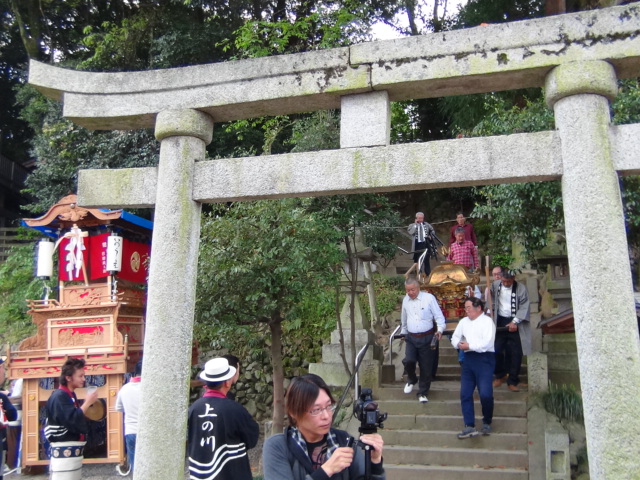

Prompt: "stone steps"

[383,444,528,468]
[385,464,528,480]
[377,339,529,479]
[383,414,527,433]
[375,381,528,401]
[382,429,528,450]
[381,398,527,417]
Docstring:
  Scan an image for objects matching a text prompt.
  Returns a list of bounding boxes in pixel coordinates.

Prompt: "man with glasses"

[187,357,259,480]
[451,297,496,439]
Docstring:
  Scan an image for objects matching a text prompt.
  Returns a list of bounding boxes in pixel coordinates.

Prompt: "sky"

[371,0,469,40]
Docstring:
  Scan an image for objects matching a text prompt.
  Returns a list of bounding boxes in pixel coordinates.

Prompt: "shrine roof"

[22,194,152,238]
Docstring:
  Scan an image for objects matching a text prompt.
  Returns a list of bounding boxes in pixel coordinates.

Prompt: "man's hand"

[458,341,470,351]
[435,332,442,341]
[359,433,385,464]
[508,322,518,332]
[321,447,354,476]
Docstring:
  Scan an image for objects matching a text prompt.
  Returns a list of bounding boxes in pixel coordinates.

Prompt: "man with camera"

[400,278,445,403]
[263,374,385,480]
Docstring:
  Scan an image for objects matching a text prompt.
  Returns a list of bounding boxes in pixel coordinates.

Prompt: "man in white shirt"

[490,270,531,392]
[116,361,142,475]
[451,297,496,438]
[400,278,446,403]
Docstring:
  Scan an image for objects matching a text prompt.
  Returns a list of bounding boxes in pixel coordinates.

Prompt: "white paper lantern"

[106,235,124,273]
[36,240,54,278]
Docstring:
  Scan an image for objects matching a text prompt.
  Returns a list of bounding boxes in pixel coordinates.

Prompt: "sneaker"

[457,426,479,439]
[403,382,414,394]
[481,424,492,435]
[418,395,428,403]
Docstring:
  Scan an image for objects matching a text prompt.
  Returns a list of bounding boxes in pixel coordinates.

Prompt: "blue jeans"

[460,351,495,427]
[125,434,137,473]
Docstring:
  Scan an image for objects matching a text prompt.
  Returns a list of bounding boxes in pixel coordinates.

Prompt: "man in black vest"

[490,269,531,392]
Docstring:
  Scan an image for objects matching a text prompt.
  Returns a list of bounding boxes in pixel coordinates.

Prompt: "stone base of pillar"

[527,352,549,394]
[309,359,381,388]
[309,328,383,387]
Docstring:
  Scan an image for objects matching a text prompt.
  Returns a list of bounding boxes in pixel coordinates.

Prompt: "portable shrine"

[422,261,480,333]
[4,195,151,469]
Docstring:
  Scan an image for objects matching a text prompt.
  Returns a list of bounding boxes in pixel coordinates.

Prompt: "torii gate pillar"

[546,61,640,478]
[134,109,213,480]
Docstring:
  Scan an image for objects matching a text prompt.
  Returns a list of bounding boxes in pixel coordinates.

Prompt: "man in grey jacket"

[408,212,437,277]
[490,269,531,392]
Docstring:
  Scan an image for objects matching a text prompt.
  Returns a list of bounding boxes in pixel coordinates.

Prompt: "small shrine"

[4,195,151,469]
[422,261,480,333]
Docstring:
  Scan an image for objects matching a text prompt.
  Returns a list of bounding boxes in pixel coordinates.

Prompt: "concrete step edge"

[386,413,527,419]
[384,464,529,473]
[384,444,528,455]
[383,428,527,436]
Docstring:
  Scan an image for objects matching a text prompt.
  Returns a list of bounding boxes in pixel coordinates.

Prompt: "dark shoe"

[481,424,492,435]
[508,384,520,392]
[457,426,479,439]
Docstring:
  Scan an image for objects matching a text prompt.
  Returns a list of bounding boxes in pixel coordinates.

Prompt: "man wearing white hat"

[187,357,260,480]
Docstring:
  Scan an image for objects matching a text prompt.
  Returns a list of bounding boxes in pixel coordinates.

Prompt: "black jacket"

[44,388,89,443]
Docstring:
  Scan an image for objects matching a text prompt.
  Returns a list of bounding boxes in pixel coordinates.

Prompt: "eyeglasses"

[309,404,336,417]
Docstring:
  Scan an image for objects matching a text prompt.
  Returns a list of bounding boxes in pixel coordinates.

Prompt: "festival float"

[4,195,151,470]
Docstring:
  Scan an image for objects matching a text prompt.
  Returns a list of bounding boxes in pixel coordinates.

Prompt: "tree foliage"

[0,231,47,345]
[469,81,640,264]
[196,198,343,431]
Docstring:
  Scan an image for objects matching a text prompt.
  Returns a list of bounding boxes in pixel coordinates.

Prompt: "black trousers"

[494,319,523,386]
[413,241,431,276]
[403,334,436,396]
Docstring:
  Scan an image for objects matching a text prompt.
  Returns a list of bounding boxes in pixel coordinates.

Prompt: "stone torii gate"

[28,5,640,479]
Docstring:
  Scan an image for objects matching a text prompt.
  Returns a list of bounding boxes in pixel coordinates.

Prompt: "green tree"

[196,198,343,432]
[468,81,640,264]
[0,232,49,345]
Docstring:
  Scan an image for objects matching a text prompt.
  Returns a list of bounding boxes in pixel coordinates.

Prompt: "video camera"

[353,387,387,435]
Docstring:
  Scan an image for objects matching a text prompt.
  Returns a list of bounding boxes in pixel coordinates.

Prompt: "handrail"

[333,343,369,423]
[388,325,401,365]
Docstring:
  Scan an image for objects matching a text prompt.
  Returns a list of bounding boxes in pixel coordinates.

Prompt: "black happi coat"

[187,392,259,480]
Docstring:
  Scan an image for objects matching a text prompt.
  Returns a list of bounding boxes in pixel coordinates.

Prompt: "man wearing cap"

[490,270,531,392]
[187,357,260,480]
[1,357,18,480]
[115,361,142,475]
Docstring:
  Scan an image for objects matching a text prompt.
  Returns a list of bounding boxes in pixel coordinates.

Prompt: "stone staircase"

[374,338,529,479]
